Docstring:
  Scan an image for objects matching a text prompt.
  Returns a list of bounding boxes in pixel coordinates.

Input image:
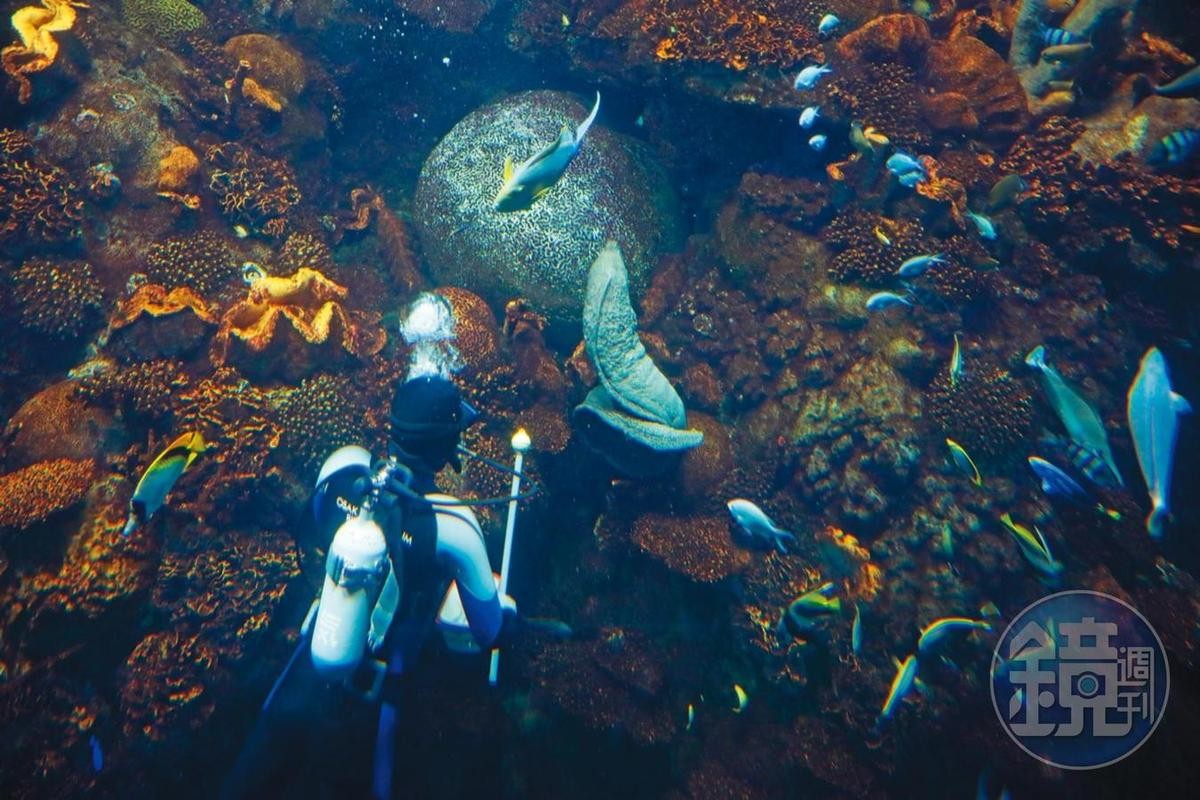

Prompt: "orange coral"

[441,286,501,371]
[0,458,94,529]
[111,284,217,329]
[157,144,199,191]
[211,267,385,363]
[340,187,424,293]
[1,0,86,104]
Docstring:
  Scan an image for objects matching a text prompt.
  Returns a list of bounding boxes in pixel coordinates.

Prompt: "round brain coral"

[926,364,1035,460]
[122,0,207,41]
[412,91,683,327]
[11,258,103,340]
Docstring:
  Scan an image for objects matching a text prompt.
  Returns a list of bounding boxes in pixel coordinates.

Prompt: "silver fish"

[726,498,796,554]
[493,92,601,212]
[1126,348,1192,538]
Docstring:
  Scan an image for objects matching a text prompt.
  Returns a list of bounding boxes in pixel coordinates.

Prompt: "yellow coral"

[1,0,86,104]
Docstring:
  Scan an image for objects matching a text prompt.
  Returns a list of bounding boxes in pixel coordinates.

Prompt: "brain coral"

[122,0,207,41]
[412,91,682,327]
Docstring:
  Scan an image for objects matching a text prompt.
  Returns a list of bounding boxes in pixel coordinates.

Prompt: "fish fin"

[1033,526,1054,560]
[1171,392,1193,415]
[891,656,902,669]
[574,91,601,142]
[502,156,514,182]
[1024,345,1046,371]
[533,186,553,200]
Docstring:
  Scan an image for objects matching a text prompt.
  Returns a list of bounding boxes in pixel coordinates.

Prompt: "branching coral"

[0,458,94,529]
[205,142,301,238]
[926,364,1035,461]
[0,133,83,245]
[211,267,385,365]
[144,231,239,299]
[10,258,103,340]
[1,0,85,104]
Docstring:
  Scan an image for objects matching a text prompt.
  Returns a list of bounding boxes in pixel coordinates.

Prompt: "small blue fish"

[1148,129,1200,167]
[917,617,992,655]
[1027,456,1087,501]
[965,211,997,240]
[1127,347,1192,538]
[896,253,947,277]
[808,134,827,152]
[865,291,912,312]
[851,603,863,656]
[885,151,923,175]
[793,64,833,90]
[798,105,820,129]
[1042,27,1083,48]
[89,734,103,773]
[727,498,797,554]
[818,14,841,37]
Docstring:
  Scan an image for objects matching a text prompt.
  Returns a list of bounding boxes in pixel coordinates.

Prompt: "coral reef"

[9,258,103,340]
[926,363,1036,461]
[825,212,930,286]
[106,284,218,362]
[0,0,85,104]
[921,36,1030,142]
[205,143,302,238]
[77,358,188,422]
[412,91,682,327]
[631,512,748,582]
[273,373,366,478]
[2,380,118,467]
[0,132,83,246]
[143,231,240,299]
[0,457,94,529]
[827,61,929,150]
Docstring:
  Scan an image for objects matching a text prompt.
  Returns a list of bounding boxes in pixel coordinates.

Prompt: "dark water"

[1,1,1198,798]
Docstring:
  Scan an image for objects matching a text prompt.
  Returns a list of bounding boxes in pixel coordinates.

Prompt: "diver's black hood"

[389,375,479,442]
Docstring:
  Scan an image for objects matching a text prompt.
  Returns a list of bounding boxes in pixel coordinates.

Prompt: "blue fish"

[808,134,827,152]
[1027,456,1087,501]
[866,291,912,312]
[1148,129,1200,167]
[798,105,820,129]
[818,14,841,37]
[851,603,863,656]
[793,64,832,90]
[1152,65,1200,99]
[727,498,797,554]
[89,734,103,773]
[896,170,925,188]
[1042,27,1083,48]
[965,211,997,240]
[493,91,601,211]
[1025,346,1123,486]
[1126,347,1192,538]
[886,151,922,175]
[877,654,919,727]
[896,253,947,277]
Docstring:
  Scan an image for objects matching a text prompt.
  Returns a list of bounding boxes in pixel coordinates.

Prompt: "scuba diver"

[222,372,534,800]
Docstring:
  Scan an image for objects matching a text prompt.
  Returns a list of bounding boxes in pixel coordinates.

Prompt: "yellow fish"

[732,683,748,713]
[945,438,982,486]
[123,431,205,536]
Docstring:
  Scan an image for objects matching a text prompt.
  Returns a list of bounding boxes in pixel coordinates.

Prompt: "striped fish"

[1038,433,1120,488]
[1148,129,1200,167]
[1042,27,1083,48]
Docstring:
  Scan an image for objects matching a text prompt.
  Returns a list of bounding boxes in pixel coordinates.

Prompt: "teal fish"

[493,91,601,212]
[938,522,953,558]
[986,173,1027,212]
[1126,347,1192,538]
[866,291,912,312]
[949,333,963,388]
[123,431,206,536]
[877,654,919,726]
[1025,345,1123,487]
[916,617,992,655]
[780,582,840,639]
[945,438,982,486]
[1000,513,1063,585]
[965,211,997,240]
[1152,65,1200,98]
[851,603,863,656]
[896,253,947,278]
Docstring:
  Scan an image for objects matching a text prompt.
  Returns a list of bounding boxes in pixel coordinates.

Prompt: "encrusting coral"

[205,142,301,238]
[1,0,85,104]
[0,458,95,529]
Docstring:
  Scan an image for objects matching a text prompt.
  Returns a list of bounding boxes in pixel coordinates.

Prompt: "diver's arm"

[427,494,512,648]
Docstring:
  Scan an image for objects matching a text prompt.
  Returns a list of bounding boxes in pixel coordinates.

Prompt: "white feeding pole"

[489,427,530,686]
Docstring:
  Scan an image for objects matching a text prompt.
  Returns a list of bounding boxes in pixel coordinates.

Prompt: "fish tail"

[1133,74,1156,104]
[574,91,601,143]
[1147,504,1168,540]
